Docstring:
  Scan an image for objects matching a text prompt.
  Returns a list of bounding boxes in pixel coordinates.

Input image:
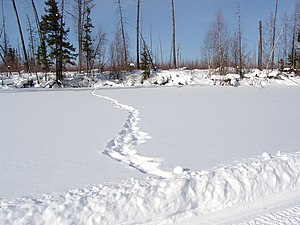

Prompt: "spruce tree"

[82,6,94,74]
[40,0,76,82]
[140,43,150,81]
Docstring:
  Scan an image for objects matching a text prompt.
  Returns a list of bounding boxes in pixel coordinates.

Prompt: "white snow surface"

[1,72,300,224]
[0,89,143,199]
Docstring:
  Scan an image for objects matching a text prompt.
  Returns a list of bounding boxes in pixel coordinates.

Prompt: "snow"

[1,150,300,225]
[103,86,300,172]
[0,69,300,224]
[91,88,172,178]
[0,89,143,199]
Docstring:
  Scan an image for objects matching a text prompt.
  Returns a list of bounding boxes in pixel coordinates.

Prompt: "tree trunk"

[136,0,140,69]
[58,0,65,82]
[11,0,29,73]
[171,0,177,69]
[1,0,8,57]
[271,0,279,70]
[291,2,299,70]
[237,1,243,77]
[258,20,263,71]
[77,0,83,73]
[217,13,224,75]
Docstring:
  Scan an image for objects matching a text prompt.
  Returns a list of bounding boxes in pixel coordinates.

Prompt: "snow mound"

[1,151,300,225]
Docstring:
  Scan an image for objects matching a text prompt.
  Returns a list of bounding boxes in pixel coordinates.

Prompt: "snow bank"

[1,69,300,90]
[1,151,300,225]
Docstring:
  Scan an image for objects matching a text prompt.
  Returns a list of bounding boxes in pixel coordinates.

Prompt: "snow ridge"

[1,152,300,225]
[91,87,172,178]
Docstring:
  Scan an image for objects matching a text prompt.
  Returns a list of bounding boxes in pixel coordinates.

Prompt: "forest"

[0,0,299,83]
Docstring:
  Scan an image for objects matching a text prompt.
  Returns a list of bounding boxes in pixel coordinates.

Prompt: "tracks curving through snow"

[237,204,300,225]
[91,86,172,178]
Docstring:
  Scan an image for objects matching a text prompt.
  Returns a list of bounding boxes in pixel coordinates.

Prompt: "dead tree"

[91,31,106,74]
[271,0,279,70]
[12,0,29,72]
[291,1,300,70]
[1,0,8,58]
[136,0,141,69]
[237,1,243,76]
[171,0,177,69]
[77,0,83,73]
[258,20,263,70]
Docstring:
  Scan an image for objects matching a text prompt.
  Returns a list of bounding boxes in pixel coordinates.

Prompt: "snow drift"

[0,151,300,225]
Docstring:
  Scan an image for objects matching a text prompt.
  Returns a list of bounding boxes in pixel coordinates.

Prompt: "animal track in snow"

[91,87,172,178]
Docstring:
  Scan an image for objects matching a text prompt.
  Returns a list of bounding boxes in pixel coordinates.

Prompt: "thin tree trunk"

[159,33,164,66]
[12,0,29,73]
[90,33,105,73]
[291,3,299,70]
[1,0,7,57]
[217,13,224,75]
[258,20,263,71]
[136,0,140,69]
[58,0,65,82]
[171,0,176,69]
[271,0,279,70]
[237,1,243,76]
[78,0,83,73]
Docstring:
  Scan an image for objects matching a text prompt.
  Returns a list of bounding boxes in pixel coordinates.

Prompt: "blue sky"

[2,0,297,62]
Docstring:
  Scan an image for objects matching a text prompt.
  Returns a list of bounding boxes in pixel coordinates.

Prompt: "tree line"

[0,0,299,82]
[201,0,300,76]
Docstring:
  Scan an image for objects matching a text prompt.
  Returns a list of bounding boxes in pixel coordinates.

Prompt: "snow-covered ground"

[0,89,143,199]
[0,70,300,224]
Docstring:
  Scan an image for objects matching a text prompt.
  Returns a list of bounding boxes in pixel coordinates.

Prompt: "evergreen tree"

[37,36,51,74]
[40,0,76,82]
[82,6,94,74]
[140,43,150,81]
